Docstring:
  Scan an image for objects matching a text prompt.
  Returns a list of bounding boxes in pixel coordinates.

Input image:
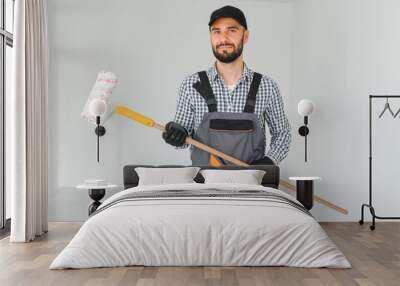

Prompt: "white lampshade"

[89,98,107,116]
[298,99,315,116]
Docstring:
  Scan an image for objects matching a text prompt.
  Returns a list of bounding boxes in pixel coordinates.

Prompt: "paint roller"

[115,105,349,215]
[81,70,118,125]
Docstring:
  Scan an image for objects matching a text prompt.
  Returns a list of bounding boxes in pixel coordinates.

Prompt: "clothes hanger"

[378,97,395,118]
[393,105,400,118]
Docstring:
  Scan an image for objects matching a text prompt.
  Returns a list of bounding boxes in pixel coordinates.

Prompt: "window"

[0,0,14,234]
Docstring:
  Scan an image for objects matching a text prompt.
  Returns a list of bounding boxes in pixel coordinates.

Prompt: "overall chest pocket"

[209,119,254,132]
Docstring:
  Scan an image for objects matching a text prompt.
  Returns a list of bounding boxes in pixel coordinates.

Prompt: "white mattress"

[50,183,351,269]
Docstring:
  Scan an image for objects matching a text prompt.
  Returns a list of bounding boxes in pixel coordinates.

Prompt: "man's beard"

[212,38,244,64]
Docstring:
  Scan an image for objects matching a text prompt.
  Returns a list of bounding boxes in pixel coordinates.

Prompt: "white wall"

[48,0,400,222]
[287,0,400,221]
[47,0,293,221]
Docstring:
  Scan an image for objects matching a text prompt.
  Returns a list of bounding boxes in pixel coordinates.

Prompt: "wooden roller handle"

[116,105,347,214]
[155,123,348,215]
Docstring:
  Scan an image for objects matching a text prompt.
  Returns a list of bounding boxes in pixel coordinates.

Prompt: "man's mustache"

[216,43,235,49]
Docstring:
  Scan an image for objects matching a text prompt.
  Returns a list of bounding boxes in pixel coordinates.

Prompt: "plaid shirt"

[174,63,291,165]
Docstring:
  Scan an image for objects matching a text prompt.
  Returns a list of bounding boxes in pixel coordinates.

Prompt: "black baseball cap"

[208,5,247,30]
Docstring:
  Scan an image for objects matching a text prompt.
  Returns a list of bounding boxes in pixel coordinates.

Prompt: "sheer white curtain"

[8,0,49,242]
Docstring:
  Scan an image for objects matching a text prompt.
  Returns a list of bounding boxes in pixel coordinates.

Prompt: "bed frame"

[123,165,280,189]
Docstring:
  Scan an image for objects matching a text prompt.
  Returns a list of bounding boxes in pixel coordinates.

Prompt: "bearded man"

[162,5,291,166]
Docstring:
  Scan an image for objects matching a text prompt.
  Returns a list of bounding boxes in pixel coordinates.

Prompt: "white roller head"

[81,71,118,124]
[298,99,315,116]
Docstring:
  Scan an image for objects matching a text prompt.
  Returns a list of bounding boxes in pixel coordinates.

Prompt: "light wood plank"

[0,222,399,286]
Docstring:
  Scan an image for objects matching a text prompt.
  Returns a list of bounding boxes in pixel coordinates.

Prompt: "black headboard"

[123,165,280,189]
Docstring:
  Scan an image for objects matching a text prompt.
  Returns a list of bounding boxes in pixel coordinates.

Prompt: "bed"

[50,165,350,269]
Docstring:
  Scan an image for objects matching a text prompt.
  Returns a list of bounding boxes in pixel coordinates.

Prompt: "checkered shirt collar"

[208,62,252,83]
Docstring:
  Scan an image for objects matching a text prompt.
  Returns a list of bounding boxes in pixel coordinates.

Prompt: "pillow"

[200,169,266,185]
[135,167,201,186]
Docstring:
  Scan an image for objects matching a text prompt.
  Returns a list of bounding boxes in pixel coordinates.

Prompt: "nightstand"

[76,181,120,215]
[289,177,321,210]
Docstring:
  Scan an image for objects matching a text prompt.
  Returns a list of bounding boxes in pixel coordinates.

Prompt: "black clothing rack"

[359,95,400,230]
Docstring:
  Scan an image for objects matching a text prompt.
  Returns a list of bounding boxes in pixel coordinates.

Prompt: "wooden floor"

[0,222,399,286]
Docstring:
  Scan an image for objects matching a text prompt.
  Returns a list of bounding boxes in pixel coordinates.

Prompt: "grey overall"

[191,71,266,166]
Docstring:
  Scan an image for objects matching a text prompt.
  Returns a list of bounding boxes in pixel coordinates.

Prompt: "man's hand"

[250,156,276,166]
[162,122,188,147]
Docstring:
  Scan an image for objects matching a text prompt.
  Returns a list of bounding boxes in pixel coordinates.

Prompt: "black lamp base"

[298,126,309,136]
[95,125,106,136]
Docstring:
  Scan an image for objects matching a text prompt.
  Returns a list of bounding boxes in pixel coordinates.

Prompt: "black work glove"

[162,121,188,147]
[250,156,275,166]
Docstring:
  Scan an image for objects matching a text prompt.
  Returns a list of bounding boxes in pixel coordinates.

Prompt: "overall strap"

[192,71,217,112]
[243,72,262,113]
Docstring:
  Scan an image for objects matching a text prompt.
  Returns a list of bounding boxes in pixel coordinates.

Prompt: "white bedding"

[50,183,351,269]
